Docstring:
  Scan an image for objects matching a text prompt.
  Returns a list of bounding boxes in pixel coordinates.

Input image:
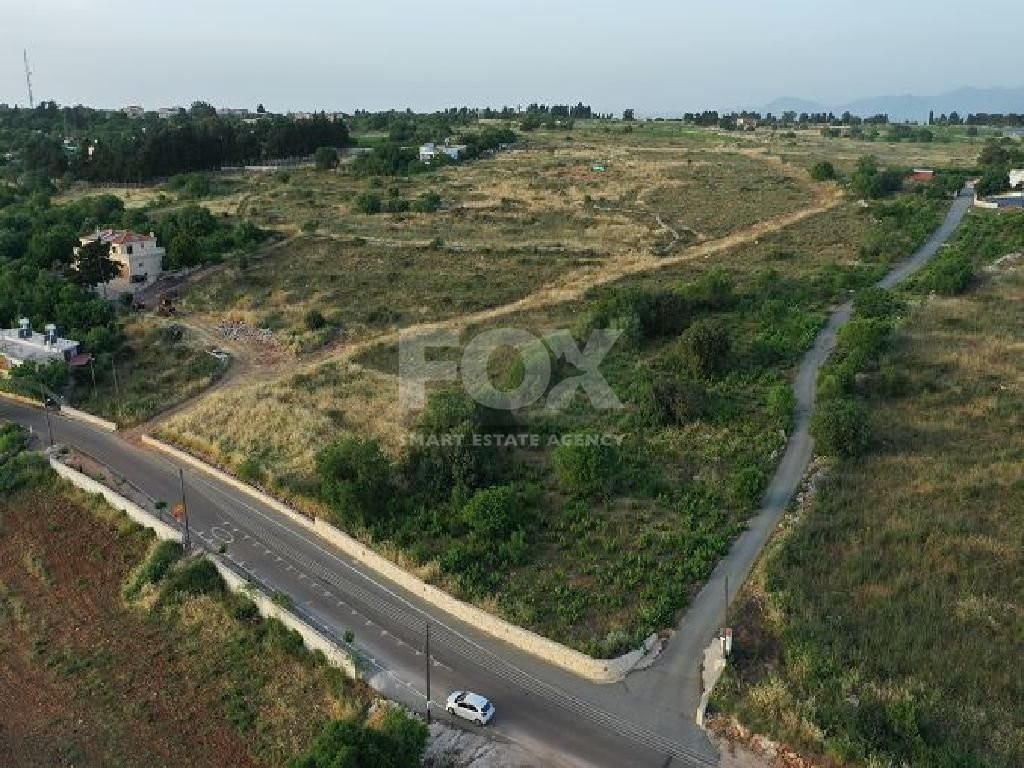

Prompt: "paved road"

[0,188,972,768]
[1,402,718,768]
[623,186,975,725]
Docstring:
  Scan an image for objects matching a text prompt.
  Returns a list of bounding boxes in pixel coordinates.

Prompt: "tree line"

[3,102,349,182]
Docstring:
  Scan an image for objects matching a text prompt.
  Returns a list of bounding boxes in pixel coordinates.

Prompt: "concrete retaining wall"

[50,454,358,680]
[141,434,637,682]
[50,455,181,542]
[0,391,43,409]
[60,405,117,432]
[212,561,358,678]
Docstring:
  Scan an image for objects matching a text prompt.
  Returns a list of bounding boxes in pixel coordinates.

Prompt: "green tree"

[314,146,339,170]
[809,161,837,181]
[71,238,119,288]
[316,437,392,526]
[812,398,870,457]
[679,319,732,378]
[462,485,518,537]
[27,223,77,268]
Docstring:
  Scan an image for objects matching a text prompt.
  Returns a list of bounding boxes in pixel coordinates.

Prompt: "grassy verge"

[710,210,1024,767]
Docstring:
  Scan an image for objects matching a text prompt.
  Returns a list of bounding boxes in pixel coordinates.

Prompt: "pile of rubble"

[216,321,279,348]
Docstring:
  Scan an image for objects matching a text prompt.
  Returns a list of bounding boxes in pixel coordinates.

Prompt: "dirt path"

[144,155,842,428]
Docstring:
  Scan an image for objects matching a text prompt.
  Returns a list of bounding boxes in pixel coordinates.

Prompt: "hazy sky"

[3,0,1022,114]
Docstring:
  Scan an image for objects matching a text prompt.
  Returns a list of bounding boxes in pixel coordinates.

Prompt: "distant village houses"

[76,229,165,298]
[419,142,468,163]
[1010,169,1024,190]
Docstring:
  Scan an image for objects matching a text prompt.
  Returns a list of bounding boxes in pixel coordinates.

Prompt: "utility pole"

[424,621,432,724]
[110,359,122,420]
[177,468,191,551]
[23,50,34,109]
[89,358,97,397]
[39,382,54,448]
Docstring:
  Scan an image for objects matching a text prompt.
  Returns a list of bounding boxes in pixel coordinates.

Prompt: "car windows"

[460,703,477,713]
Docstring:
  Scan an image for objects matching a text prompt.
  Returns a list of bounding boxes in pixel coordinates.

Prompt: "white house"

[1010,169,1024,190]
[77,229,165,297]
[419,142,468,163]
[0,319,80,373]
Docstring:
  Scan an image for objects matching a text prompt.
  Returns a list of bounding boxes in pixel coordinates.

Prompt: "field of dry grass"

[712,225,1024,767]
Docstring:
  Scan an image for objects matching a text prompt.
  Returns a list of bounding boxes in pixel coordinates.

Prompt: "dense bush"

[316,437,392,527]
[552,439,618,499]
[812,397,871,457]
[678,319,732,378]
[850,156,904,199]
[314,146,339,171]
[352,192,382,214]
[124,540,183,599]
[287,707,427,768]
[809,161,837,181]
[922,250,974,295]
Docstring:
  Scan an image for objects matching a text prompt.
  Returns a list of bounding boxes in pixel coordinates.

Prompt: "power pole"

[110,359,121,420]
[177,468,191,551]
[23,50,34,109]
[424,622,432,724]
[39,382,54,447]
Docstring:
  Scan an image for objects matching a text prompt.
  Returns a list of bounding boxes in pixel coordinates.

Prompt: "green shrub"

[412,190,442,213]
[304,309,327,331]
[679,319,732,378]
[922,250,974,295]
[158,557,224,602]
[316,437,392,527]
[314,146,339,171]
[237,456,265,484]
[809,161,837,181]
[288,708,427,768]
[552,439,618,499]
[812,397,871,457]
[854,287,904,319]
[352,192,382,214]
[124,540,183,599]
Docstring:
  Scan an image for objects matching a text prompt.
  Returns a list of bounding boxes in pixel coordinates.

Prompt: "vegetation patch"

[711,210,1024,768]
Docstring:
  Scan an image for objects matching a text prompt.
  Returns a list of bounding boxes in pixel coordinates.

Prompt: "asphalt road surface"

[0,186,973,768]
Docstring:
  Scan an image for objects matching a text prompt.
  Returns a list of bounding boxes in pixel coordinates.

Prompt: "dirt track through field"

[144,153,843,426]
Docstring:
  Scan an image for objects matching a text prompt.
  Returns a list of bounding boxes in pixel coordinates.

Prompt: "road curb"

[140,433,643,683]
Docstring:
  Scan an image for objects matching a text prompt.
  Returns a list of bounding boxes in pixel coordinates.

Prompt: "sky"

[3,0,1022,115]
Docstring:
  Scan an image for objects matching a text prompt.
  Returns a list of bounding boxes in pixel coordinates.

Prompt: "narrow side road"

[624,187,975,728]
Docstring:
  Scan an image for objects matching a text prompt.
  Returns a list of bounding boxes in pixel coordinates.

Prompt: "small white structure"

[0,319,80,371]
[1009,169,1024,190]
[77,229,165,297]
[419,142,468,163]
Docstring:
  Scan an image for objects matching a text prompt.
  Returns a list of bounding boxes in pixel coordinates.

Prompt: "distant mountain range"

[761,86,1024,122]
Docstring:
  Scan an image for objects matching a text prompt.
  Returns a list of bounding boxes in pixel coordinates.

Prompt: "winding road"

[0,187,972,767]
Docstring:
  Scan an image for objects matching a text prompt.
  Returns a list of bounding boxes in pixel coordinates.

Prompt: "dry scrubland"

[712,219,1024,767]
[156,150,949,651]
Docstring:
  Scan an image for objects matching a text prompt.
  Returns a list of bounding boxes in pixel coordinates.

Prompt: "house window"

[127,245,133,255]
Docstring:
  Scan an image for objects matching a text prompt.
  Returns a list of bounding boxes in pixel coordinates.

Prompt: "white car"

[446,690,495,725]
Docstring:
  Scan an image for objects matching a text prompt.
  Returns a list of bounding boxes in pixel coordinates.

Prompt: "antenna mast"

[23,50,34,108]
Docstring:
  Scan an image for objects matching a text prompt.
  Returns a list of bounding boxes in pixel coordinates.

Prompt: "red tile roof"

[94,229,156,246]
